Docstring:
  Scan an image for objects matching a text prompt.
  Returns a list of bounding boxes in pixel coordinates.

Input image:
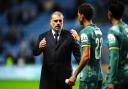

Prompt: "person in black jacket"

[33,11,81,89]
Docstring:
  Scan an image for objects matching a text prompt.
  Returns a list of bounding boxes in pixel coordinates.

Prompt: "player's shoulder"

[120,22,128,31]
[80,28,90,39]
[86,24,99,33]
[107,25,120,36]
[81,26,90,34]
[109,25,120,35]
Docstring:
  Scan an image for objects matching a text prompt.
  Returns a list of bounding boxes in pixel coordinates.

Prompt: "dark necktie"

[54,32,59,44]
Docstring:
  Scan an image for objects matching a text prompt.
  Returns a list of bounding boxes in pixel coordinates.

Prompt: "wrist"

[69,75,76,82]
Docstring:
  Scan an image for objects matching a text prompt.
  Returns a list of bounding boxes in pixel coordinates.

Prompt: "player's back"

[79,23,103,81]
[80,24,102,63]
[91,25,102,61]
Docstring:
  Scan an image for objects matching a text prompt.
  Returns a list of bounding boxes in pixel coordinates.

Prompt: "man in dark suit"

[33,11,81,89]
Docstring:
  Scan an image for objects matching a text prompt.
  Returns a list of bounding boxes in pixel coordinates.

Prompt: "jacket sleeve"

[33,34,43,56]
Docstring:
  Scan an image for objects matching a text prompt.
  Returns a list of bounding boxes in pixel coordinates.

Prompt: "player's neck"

[111,18,120,25]
[83,20,92,27]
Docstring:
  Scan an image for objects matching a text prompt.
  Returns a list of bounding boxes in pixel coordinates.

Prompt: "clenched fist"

[39,37,46,48]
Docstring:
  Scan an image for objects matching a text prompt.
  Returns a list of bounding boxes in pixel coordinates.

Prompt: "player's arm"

[107,48,119,83]
[107,46,119,89]
[107,33,119,86]
[67,45,90,86]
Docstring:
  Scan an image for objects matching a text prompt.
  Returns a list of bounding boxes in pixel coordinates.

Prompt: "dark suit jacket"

[33,29,80,89]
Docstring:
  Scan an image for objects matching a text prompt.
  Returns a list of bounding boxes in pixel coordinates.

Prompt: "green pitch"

[0,80,79,89]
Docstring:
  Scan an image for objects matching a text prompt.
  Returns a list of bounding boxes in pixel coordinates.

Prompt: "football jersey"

[107,21,128,83]
[79,23,103,81]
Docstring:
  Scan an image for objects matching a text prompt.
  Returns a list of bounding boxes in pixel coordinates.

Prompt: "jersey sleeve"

[107,30,120,84]
[80,31,91,48]
[107,31,119,50]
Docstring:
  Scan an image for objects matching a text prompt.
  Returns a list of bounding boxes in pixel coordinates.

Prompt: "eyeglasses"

[54,20,62,23]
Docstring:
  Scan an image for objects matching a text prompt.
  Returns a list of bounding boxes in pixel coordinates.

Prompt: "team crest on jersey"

[81,33,88,42]
[108,34,116,43]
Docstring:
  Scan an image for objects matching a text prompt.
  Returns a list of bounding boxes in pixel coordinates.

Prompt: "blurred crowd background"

[0,0,128,66]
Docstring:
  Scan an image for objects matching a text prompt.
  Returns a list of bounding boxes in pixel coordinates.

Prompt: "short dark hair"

[108,1,125,20]
[78,3,94,20]
[51,11,64,19]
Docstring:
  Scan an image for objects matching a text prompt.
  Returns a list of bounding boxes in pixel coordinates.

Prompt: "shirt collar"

[52,30,61,36]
